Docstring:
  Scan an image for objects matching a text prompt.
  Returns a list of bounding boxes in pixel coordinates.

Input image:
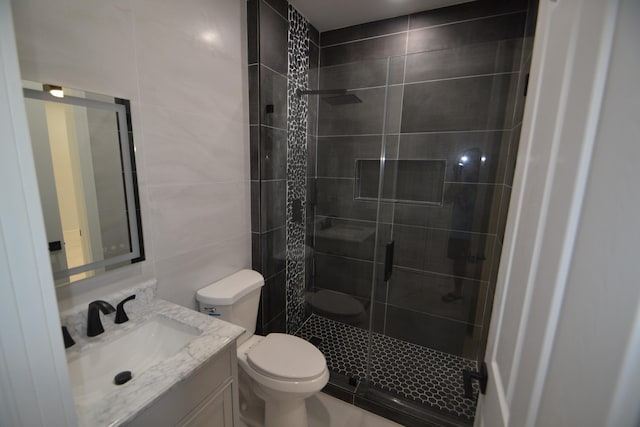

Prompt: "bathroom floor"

[296,314,479,422]
[238,392,402,427]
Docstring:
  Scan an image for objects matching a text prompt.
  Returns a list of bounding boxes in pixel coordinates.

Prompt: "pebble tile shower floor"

[296,314,479,422]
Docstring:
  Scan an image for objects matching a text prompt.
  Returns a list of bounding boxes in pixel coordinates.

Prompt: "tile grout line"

[320,10,527,49]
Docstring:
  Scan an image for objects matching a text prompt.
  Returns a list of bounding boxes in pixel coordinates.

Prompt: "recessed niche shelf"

[354,159,446,206]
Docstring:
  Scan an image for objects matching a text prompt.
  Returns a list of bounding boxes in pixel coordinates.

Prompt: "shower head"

[296,88,346,97]
[296,88,362,105]
[321,94,362,105]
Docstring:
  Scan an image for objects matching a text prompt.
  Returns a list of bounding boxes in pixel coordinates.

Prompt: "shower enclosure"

[297,40,531,427]
[248,0,536,424]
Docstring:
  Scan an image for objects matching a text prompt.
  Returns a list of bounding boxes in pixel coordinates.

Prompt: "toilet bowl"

[196,270,329,427]
[237,334,329,427]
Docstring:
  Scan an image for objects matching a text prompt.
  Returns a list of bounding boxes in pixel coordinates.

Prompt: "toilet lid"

[247,333,326,381]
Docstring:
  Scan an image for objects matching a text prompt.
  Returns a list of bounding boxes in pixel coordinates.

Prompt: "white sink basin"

[67,316,200,406]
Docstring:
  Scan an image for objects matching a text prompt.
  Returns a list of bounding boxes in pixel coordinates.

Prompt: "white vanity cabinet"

[124,341,239,427]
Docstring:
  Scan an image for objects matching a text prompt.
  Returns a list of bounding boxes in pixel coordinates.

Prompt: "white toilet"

[197,270,329,427]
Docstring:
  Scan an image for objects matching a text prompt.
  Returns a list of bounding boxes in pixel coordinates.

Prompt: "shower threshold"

[296,314,479,426]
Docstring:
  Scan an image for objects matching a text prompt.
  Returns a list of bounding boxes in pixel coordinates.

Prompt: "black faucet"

[87,300,115,337]
[115,294,136,324]
[62,326,75,348]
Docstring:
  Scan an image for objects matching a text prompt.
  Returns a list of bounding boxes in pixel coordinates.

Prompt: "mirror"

[23,81,144,286]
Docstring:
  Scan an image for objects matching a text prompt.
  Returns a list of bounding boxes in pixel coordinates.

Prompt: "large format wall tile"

[320,33,407,67]
[251,181,260,232]
[398,131,509,184]
[259,126,288,180]
[383,305,481,358]
[261,270,286,325]
[155,234,250,309]
[309,24,320,46]
[392,225,494,281]
[249,65,260,124]
[390,183,501,234]
[251,232,262,271]
[263,312,286,334]
[250,126,260,180]
[307,135,317,176]
[407,13,526,55]
[319,58,391,90]
[133,0,244,65]
[259,226,286,279]
[263,0,287,18]
[317,135,385,177]
[404,39,522,83]
[401,73,516,132]
[148,181,250,261]
[141,105,247,186]
[409,0,527,30]
[315,217,378,261]
[247,0,259,64]
[260,180,286,231]
[321,15,408,47]
[388,267,487,325]
[318,87,387,135]
[13,0,139,99]
[134,1,244,116]
[260,65,288,129]
[314,253,375,299]
[316,178,379,222]
[260,0,288,75]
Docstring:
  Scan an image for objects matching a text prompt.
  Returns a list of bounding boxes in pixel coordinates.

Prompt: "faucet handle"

[62,326,75,348]
[115,294,136,324]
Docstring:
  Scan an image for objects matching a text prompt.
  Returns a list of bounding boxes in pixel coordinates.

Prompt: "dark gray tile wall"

[313,0,538,365]
[247,0,319,335]
[248,0,289,335]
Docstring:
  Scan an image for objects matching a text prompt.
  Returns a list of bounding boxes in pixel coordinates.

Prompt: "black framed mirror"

[23,81,144,285]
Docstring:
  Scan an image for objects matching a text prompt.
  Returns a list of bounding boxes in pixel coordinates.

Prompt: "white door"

[0,0,77,425]
[476,1,640,426]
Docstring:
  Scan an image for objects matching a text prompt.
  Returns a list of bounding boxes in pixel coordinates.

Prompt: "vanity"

[61,281,244,426]
[22,81,245,425]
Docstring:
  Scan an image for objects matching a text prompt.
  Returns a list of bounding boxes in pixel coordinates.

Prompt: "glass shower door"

[364,45,521,423]
[300,36,522,424]
[299,56,395,392]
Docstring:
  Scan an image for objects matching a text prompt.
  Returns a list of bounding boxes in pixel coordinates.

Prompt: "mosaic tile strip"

[285,6,310,333]
[297,314,480,422]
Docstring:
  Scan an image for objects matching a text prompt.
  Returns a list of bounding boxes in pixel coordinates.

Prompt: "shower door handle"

[384,241,394,281]
[463,362,488,399]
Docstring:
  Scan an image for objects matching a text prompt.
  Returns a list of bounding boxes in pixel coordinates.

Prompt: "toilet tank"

[196,270,264,345]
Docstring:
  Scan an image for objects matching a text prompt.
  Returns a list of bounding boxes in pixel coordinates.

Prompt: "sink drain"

[114,371,132,385]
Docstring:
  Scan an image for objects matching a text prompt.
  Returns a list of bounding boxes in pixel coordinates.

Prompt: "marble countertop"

[60,280,244,426]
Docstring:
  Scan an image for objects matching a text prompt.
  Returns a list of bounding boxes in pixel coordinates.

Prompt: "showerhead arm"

[296,88,347,98]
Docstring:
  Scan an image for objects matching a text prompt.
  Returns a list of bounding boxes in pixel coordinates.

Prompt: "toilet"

[196,270,329,427]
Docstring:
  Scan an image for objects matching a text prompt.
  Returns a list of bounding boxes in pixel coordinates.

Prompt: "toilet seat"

[247,333,326,381]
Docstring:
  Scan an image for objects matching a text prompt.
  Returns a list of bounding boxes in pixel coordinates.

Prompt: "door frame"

[476,0,640,426]
[0,0,77,425]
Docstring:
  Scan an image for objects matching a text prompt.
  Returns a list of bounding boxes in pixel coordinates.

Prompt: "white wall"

[11,0,252,311]
[534,0,640,424]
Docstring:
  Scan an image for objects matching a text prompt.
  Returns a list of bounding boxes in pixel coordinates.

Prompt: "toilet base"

[264,398,308,427]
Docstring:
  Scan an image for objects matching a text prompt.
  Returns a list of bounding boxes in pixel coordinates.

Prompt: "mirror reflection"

[23,81,144,285]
